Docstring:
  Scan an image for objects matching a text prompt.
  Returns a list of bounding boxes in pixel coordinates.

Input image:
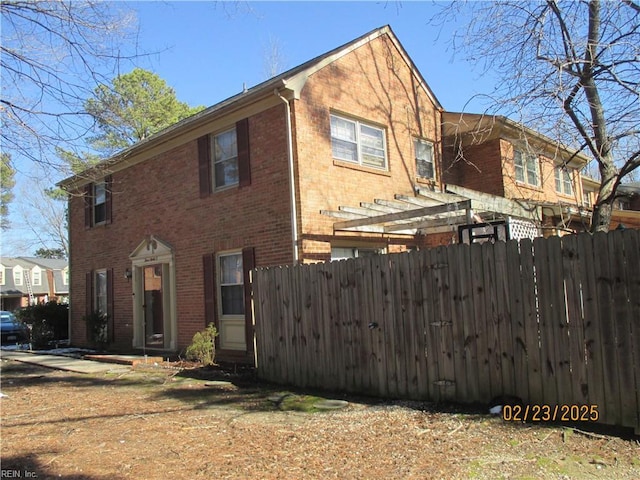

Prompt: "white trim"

[13,266,22,286]
[217,250,246,351]
[129,236,177,351]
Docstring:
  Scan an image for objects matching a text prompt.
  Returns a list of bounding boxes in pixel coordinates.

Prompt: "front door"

[143,265,164,348]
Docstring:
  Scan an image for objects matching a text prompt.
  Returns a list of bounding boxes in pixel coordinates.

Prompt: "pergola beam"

[333,200,472,230]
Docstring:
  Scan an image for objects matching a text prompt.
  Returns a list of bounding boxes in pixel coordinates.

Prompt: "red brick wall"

[68,104,293,352]
[442,137,506,197]
[443,137,585,208]
[292,33,442,260]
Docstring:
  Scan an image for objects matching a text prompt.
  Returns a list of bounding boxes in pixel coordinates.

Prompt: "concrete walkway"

[0,350,130,374]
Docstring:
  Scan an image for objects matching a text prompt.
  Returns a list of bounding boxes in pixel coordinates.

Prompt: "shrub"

[185,323,218,366]
[84,311,109,350]
[16,301,69,349]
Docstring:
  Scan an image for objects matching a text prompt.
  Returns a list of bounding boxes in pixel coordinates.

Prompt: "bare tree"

[1,1,139,171]
[261,34,288,80]
[17,179,68,258]
[433,0,640,232]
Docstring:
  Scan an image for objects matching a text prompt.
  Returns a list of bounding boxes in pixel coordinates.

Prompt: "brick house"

[61,25,623,362]
[60,26,462,361]
[441,112,595,237]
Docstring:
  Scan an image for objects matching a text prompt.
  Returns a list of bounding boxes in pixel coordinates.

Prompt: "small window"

[415,139,435,179]
[330,114,387,169]
[13,267,22,286]
[616,198,631,210]
[514,150,540,187]
[212,128,238,189]
[583,191,592,208]
[219,253,244,315]
[94,181,107,224]
[554,167,573,195]
[0,266,4,286]
[331,247,384,261]
[94,270,108,316]
[63,268,69,285]
[32,268,41,286]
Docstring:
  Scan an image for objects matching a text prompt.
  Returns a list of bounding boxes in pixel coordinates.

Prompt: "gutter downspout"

[275,89,300,264]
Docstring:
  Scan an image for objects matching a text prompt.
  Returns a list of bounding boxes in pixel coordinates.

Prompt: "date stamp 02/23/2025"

[502,404,600,423]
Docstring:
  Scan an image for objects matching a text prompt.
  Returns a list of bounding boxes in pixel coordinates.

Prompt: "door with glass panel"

[218,253,246,350]
[143,264,164,348]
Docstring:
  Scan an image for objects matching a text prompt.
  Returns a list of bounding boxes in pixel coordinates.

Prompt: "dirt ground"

[1,358,638,480]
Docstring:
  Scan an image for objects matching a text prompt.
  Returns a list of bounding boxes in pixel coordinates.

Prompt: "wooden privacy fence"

[252,230,640,432]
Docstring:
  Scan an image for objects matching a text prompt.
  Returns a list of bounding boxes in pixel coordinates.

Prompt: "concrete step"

[83,354,164,367]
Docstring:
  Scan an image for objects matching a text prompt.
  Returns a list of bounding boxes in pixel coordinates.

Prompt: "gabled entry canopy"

[322,184,541,235]
[129,235,177,351]
[129,235,174,262]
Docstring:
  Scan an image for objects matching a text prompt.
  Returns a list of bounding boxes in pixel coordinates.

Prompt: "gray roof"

[1,257,68,297]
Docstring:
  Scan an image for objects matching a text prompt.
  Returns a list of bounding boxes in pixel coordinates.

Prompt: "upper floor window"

[212,128,238,189]
[84,176,112,228]
[554,167,574,195]
[32,267,41,286]
[583,191,592,208]
[330,114,387,170]
[13,267,22,286]
[616,198,631,210]
[414,139,435,179]
[198,118,251,197]
[63,268,69,285]
[0,266,4,286]
[513,150,540,187]
[94,181,107,224]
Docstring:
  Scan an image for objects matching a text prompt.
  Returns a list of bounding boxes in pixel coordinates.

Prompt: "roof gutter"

[275,88,300,265]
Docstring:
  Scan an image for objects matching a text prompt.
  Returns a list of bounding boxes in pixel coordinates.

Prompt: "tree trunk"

[591,161,617,233]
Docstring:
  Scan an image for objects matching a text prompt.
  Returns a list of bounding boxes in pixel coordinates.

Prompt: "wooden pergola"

[321,185,541,236]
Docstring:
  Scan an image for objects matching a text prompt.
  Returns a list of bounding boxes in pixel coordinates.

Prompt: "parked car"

[0,311,29,345]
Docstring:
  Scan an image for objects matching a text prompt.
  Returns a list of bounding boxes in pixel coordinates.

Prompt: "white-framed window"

[330,114,387,169]
[13,266,22,286]
[211,127,238,189]
[414,139,435,179]
[331,246,385,261]
[554,167,574,195]
[218,252,244,316]
[616,198,631,210]
[583,191,592,208]
[514,150,540,187]
[94,269,108,316]
[32,267,41,286]
[63,267,69,285]
[94,181,107,224]
[0,266,4,286]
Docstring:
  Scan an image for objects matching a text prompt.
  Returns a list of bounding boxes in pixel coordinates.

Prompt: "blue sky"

[4,1,496,256]
[128,1,491,111]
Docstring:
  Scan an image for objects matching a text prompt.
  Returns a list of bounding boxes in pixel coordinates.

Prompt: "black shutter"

[242,247,255,352]
[86,271,93,341]
[203,254,216,328]
[106,268,114,342]
[237,118,251,187]
[84,184,93,229]
[198,135,212,197]
[104,175,113,225]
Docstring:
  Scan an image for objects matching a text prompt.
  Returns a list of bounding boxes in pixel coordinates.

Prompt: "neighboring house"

[582,177,640,230]
[59,25,614,362]
[0,257,69,311]
[441,112,593,236]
